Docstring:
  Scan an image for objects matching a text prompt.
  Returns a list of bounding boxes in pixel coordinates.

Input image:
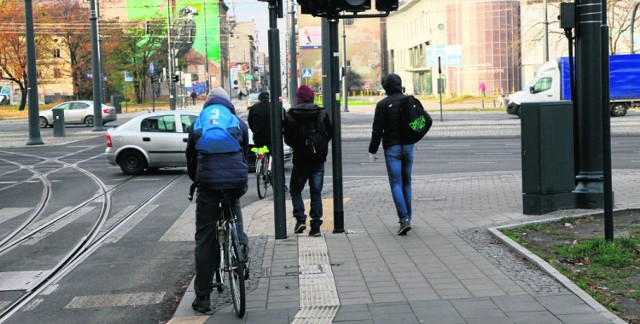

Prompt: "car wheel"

[118,150,147,175]
[39,117,48,128]
[84,115,94,127]
[610,103,628,117]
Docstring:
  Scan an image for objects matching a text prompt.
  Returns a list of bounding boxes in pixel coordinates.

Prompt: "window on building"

[54,68,62,78]
[53,49,61,58]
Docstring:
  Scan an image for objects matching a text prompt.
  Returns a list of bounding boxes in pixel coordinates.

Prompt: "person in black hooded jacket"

[283,85,333,237]
[369,73,415,236]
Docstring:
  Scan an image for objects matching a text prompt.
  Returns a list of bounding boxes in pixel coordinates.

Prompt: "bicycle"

[251,146,272,199]
[188,185,246,318]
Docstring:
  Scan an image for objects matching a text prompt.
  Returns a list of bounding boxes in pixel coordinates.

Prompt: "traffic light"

[340,0,370,12]
[297,0,330,17]
[172,74,180,82]
[145,21,150,34]
[375,0,398,12]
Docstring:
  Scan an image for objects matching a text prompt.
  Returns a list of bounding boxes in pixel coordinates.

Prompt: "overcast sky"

[232,0,288,54]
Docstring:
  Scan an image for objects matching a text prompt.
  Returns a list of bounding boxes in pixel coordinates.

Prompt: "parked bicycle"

[251,146,272,199]
[188,185,246,318]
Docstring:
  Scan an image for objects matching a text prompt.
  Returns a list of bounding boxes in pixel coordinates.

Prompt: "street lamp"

[631,1,640,53]
[544,0,549,62]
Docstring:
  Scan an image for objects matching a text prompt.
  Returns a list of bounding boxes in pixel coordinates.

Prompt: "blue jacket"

[186,97,249,190]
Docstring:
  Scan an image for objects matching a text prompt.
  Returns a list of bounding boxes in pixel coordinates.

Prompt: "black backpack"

[400,95,432,143]
[301,110,329,163]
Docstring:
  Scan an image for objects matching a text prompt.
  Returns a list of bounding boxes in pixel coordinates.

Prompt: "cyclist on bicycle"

[186,87,250,314]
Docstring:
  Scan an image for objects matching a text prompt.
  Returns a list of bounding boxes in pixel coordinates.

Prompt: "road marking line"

[0,208,32,226]
[159,204,195,242]
[64,292,165,309]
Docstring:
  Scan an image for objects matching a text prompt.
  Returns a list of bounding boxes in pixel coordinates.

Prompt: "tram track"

[0,147,186,322]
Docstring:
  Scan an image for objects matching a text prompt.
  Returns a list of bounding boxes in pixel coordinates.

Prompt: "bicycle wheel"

[256,158,270,199]
[225,223,246,318]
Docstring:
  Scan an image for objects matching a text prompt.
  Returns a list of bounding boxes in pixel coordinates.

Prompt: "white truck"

[506,54,640,117]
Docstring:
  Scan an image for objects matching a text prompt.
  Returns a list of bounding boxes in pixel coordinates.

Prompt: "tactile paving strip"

[291,235,340,324]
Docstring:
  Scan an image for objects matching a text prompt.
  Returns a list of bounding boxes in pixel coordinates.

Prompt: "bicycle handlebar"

[250,145,270,155]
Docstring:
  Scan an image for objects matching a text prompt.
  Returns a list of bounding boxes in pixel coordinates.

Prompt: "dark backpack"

[301,110,329,163]
[400,95,432,143]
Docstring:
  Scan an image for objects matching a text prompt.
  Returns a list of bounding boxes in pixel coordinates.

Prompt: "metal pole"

[325,18,344,233]
[267,0,287,239]
[289,0,298,106]
[167,0,176,110]
[632,1,640,54]
[90,0,104,131]
[601,0,613,241]
[24,0,43,145]
[544,0,549,62]
[204,1,210,93]
[574,0,605,208]
[342,19,349,112]
[97,0,106,104]
[438,56,443,122]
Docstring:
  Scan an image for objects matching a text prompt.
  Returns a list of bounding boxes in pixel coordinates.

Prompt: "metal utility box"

[52,108,65,137]
[521,101,575,214]
[111,95,123,113]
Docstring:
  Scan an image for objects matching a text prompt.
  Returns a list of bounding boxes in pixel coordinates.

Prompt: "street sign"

[364,82,370,90]
[149,62,155,75]
[302,68,313,79]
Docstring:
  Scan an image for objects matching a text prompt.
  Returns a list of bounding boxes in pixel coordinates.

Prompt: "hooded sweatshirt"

[284,99,333,166]
[369,73,410,153]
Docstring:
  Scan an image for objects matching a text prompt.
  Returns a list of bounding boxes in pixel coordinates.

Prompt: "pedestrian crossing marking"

[23,206,96,245]
[302,68,313,79]
[64,292,165,309]
[104,205,159,244]
[159,204,195,242]
[0,208,32,226]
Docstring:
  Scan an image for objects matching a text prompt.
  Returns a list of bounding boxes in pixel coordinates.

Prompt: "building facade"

[387,0,521,97]
[295,9,383,93]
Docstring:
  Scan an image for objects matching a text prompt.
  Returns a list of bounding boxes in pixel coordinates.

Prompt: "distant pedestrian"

[283,85,333,237]
[190,91,197,105]
[479,82,486,97]
[368,73,414,235]
[248,91,285,149]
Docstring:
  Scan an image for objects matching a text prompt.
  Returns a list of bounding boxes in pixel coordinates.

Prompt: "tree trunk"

[19,85,27,111]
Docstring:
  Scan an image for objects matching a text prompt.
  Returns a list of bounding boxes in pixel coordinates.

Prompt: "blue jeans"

[384,144,414,222]
[289,163,325,228]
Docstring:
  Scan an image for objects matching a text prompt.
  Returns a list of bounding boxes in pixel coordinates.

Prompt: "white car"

[39,100,117,128]
[106,110,291,175]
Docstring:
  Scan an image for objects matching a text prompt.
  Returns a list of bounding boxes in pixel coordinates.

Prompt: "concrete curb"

[488,212,630,324]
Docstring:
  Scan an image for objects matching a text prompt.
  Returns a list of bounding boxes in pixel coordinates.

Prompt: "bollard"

[481,99,485,109]
[493,99,496,108]
[53,108,65,137]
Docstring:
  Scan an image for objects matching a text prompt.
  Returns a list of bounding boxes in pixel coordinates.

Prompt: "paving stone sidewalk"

[169,169,637,324]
